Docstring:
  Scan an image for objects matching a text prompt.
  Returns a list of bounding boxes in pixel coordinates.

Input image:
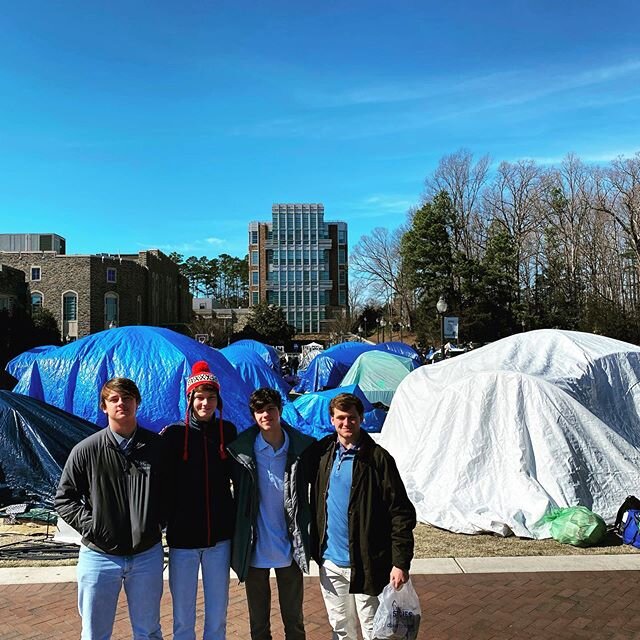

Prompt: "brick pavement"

[1,571,639,639]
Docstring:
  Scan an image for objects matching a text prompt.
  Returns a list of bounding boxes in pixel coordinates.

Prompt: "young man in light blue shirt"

[228,388,315,640]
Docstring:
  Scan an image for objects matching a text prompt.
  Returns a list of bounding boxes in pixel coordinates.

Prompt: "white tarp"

[378,329,640,538]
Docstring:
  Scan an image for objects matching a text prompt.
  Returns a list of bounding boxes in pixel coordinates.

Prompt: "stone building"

[0,245,191,340]
[0,264,27,314]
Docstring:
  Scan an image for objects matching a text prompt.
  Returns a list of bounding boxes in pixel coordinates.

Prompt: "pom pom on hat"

[186,360,220,396]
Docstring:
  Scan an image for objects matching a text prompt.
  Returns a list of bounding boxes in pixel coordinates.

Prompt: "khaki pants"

[319,560,379,640]
[245,562,305,640]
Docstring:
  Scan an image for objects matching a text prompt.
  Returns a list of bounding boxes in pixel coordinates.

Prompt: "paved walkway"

[1,559,640,639]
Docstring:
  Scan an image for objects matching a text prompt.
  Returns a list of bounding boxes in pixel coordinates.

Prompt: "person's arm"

[379,451,417,588]
[54,447,93,536]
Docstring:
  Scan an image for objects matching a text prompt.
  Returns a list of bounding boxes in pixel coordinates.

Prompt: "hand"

[390,566,409,590]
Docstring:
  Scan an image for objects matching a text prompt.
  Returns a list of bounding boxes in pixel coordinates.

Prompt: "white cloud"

[336,194,416,221]
[140,239,228,255]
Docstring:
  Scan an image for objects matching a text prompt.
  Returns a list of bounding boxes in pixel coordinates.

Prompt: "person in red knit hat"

[161,360,238,640]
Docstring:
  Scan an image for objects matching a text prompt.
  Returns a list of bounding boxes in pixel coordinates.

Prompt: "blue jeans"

[77,542,164,640]
[169,540,231,640]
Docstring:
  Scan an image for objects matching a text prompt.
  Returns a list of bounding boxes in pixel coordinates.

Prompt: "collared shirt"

[322,441,359,568]
[109,427,136,452]
[251,429,293,569]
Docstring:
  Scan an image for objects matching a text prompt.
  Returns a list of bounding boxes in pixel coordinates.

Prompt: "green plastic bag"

[541,506,606,547]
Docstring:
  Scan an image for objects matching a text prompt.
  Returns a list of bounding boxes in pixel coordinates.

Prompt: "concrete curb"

[1,554,639,585]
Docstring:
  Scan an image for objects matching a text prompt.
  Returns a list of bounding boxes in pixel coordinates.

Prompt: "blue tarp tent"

[295,341,422,393]
[0,391,99,507]
[220,343,291,405]
[376,341,422,367]
[12,326,256,433]
[231,340,281,372]
[6,345,58,381]
[295,342,375,393]
[282,384,386,439]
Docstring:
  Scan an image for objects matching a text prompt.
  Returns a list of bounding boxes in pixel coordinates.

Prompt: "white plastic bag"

[372,579,422,639]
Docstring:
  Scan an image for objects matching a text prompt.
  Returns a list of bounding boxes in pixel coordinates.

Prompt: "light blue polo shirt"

[322,443,358,568]
[251,429,293,569]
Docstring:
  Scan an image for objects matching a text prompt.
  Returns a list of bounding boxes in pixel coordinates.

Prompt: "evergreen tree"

[244,302,295,344]
[400,190,455,342]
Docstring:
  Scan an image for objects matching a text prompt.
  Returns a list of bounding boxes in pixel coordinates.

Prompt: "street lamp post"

[436,295,448,362]
[380,318,387,343]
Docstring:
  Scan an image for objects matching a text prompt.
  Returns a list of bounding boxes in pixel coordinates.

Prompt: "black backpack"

[613,495,640,537]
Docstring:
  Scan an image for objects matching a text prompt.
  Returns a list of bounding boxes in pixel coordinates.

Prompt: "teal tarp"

[341,351,414,407]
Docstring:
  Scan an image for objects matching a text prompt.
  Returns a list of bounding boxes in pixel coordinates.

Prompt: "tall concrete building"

[248,203,348,334]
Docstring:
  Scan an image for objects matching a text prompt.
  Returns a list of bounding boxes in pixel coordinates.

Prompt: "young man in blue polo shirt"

[310,392,416,640]
[228,388,314,640]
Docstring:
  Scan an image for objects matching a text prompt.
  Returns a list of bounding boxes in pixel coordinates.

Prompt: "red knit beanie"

[186,360,220,397]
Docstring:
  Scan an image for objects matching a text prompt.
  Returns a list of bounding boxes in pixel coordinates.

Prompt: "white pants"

[319,560,379,640]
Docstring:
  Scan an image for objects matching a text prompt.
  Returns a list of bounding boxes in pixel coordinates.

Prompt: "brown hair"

[100,377,142,408]
[249,387,282,414]
[329,392,364,419]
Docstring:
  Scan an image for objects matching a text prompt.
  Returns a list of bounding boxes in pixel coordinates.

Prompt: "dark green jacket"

[310,431,416,596]
[227,423,315,582]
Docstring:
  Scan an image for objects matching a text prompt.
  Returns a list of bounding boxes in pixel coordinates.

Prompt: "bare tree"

[425,148,491,259]
[482,160,545,315]
[539,154,594,320]
[350,226,412,321]
[593,153,640,274]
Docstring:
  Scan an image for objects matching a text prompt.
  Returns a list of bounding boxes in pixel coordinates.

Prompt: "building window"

[252,271,259,285]
[251,231,258,244]
[31,266,41,281]
[63,291,78,322]
[107,268,117,283]
[339,249,346,264]
[339,269,346,284]
[0,296,14,312]
[252,291,259,305]
[105,292,119,327]
[251,250,259,265]
[339,290,346,305]
[31,292,43,311]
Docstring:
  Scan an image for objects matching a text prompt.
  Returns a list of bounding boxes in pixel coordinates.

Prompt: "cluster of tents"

[7,327,421,436]
[3,325,640,543]
[1,327,420,507]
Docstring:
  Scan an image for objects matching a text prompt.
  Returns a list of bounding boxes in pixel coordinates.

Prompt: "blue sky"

[1,0,639,259]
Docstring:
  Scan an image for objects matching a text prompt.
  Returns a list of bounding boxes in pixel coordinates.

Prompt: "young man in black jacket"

[310,392,416,640]
[161,360,237,640]
[55,377,166,640]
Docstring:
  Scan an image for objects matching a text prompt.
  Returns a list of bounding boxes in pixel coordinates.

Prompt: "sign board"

[195,334,208,344]
[443,316,459,340]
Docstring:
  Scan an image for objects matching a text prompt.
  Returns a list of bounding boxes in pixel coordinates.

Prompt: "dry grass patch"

[1,522,639,568]
[414,523,640,557]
